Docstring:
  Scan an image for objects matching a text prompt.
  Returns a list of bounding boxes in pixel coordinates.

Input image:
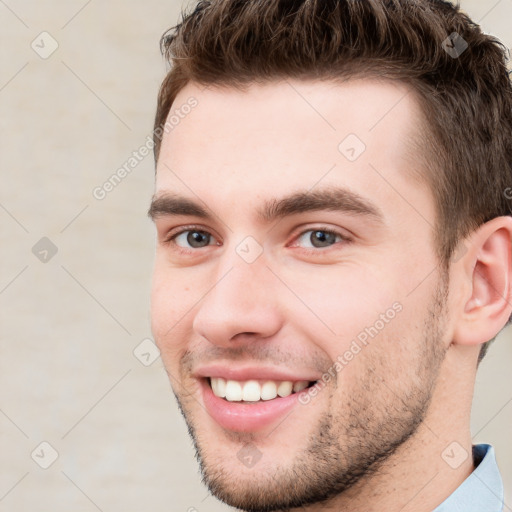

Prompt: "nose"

[192,258,284,347]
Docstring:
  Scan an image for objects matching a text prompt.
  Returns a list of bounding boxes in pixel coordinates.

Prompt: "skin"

[149,78,512,512]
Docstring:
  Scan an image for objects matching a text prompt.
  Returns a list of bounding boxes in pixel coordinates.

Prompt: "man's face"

[150,79,450,511]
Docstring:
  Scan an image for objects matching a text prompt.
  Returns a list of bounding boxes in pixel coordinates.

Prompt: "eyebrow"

[148,187,385,225]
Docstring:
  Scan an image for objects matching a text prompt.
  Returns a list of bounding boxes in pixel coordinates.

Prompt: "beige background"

[0,1,510,510]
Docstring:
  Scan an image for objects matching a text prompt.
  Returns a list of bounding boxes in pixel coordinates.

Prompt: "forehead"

[155,78,434,229]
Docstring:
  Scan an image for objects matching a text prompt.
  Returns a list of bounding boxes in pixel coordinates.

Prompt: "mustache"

[180,343,332,375]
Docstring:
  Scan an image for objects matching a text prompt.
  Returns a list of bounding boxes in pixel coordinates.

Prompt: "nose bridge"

[215,263,264,313]
[207,232,274,310]
[192,245,282,344]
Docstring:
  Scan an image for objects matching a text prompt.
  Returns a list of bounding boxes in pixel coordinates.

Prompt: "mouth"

[208,377,317,402]
[199,376,319,432]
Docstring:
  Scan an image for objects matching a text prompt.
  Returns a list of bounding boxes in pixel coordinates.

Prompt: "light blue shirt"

[434,444,504,511]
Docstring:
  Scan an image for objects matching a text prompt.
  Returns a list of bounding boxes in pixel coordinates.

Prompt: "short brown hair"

[153,0,512,362]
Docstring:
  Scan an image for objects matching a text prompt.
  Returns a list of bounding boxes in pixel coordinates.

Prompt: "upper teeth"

[210,378,310,402]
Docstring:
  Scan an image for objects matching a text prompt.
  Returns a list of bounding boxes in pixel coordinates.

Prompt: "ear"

[452,216,512,347]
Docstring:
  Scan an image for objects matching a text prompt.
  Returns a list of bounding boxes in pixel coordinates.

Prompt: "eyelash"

[162,225,352,255]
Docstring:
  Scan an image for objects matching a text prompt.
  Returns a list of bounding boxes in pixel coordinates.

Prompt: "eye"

[292,227,349,249]
[165,227,219,251]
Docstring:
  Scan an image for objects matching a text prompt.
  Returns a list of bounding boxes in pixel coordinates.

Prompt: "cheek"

[333,282,440,391]
[278,262,404,346]
[150,266,195,354]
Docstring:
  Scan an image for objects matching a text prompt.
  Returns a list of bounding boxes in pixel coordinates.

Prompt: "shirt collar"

[433,444,503,512]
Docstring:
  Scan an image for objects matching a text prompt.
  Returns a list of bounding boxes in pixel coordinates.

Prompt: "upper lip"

[194,363,320,382]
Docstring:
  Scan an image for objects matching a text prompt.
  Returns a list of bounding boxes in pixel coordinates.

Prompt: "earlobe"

[452,216,512,347]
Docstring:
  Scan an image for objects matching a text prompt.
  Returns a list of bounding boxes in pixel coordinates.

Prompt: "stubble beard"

[171,276,449,512]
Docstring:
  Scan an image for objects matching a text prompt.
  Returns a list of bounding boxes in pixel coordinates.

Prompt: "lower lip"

[200,380,312,432]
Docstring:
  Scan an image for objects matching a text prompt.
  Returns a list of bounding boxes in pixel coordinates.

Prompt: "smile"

[199,376,319,432]
[209,377,316,402]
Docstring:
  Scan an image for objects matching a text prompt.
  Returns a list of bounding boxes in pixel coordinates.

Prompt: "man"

[147,0,512,510]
